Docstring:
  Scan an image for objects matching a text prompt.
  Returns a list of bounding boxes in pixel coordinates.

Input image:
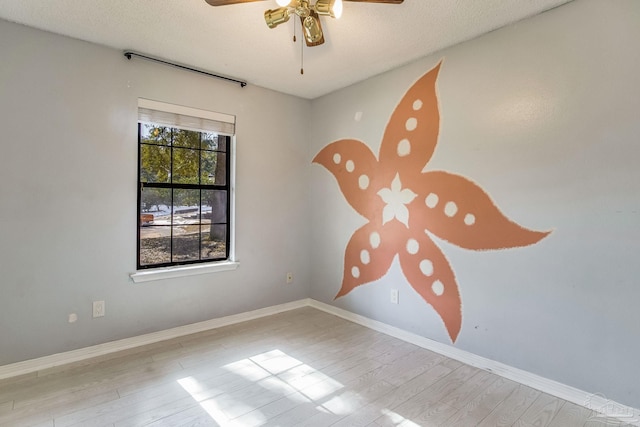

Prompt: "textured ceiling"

[0,0,573,99]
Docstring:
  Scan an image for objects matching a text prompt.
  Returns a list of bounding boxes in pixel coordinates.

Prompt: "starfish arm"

[335,221,403,299]
[379,62,442,174]
[413,171,551,250]
[377,188,393,203]
[313,139,384,221]
[398,231,462,342]
[391,174,402,192]
[395,204,410,228]
[381,205,395,225]
[399,188,418,204]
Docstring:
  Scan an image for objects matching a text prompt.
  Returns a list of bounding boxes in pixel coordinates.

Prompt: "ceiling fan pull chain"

[293,17,297,42]
[300,35,304,75]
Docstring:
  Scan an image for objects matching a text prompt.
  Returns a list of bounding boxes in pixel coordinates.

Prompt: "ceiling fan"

[204,0,404,48]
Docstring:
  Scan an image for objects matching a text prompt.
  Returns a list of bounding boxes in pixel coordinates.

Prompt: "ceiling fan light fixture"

[303,15,323,44]
[315,0,342,19]
[275,0,291,6]
[264,7,290,29]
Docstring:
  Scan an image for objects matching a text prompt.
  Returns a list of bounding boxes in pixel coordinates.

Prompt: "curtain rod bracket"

[124,51,247,88]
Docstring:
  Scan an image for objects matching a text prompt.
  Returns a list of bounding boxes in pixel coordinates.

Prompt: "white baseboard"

[1,297,637,426]
[308,299,640,426]
[0,299,310,381]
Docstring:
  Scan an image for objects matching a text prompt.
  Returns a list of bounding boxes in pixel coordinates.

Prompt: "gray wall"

[0,19,311,364]
[309,0,640,409]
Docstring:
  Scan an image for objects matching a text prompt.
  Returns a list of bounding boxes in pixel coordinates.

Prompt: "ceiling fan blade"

[343,0,404,3]
[204,0,266,6]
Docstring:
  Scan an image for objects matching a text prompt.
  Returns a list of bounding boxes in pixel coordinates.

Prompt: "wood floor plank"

[374,362,458,411]
[376,348,446,387]
[114,396,198,427]
[0,389,119,427]
[312,379,396,423]
[439,369,498,410]
[0,399,13,414]
[476,384,540,427]
[0,307,609,427]
[375,364,479,423]
[231,391,312,426]
[411,401,459,426]
[196,376,298,420]
[333,363,458,427]
[1,357,183,409]
[585,417,637,427]
[547,401,595,427]
[145,404,219,427]
[55,388,190,427]
[33,421,57,427]
[260,401,325,426]
[2,388,119,424]
[0,372,37,388]
[517,392,565,426]
[373,341,420,365]
[442,376,520,426]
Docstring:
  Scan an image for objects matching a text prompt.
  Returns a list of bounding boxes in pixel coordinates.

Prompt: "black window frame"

[136,122,232,270]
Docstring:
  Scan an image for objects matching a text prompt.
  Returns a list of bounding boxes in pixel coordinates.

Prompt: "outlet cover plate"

[93,300,105,318]
[390,289,399,304]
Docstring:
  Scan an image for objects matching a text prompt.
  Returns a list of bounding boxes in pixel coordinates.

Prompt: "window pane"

[173,147,199,184]
[201,133,225,151]
[201,152,226,185]
[172,129,201,149]
[140,188,171,221]
[140,144,171,183]
[172,226,200,262]
[202,190,227,224]
[217,135,228,152]
[173,189,200,225]
[201,225,226,260]
[140,124,171,146]
[139,226,171,266]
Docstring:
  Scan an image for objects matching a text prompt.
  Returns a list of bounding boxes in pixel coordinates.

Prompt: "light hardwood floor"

[0,307,633,426]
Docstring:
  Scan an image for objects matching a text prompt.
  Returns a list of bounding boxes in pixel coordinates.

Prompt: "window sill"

[130,261,239,283]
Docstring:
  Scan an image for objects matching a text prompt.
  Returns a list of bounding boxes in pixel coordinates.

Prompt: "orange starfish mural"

[313,62,550,342]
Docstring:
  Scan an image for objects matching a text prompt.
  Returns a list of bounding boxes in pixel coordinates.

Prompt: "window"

[137,99,234,270]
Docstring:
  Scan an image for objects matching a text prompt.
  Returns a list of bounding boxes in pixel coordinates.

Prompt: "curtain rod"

[124,51,247,88]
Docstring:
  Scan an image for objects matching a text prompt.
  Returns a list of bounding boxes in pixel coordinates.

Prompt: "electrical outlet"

[390,289,399,304]
[93,300,105,318]
[286,272,294,284]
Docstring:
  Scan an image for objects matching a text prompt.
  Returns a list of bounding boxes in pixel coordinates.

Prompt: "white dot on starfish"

[444,201,458,217]
[426,193,439,208]
[432,280,444,296]
[351,266,360,279]
[370,232,381,249]
[359,175,369,190]
[406,239,419,255]
[397,139,411,157]
[464,213,476,226]
[345,160,355,172]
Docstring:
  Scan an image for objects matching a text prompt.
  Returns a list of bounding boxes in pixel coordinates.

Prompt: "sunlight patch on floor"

[319,390,365,415]
[178,377,230,425]
[177,349,347,424]
[379,408,421,426]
